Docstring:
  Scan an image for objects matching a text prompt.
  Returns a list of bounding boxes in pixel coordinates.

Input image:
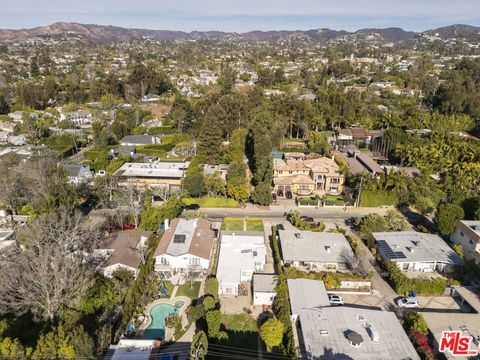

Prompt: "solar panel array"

[377,240,407,260]
[173,234,186,243]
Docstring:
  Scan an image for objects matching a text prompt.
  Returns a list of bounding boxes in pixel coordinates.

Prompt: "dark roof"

[100,230,153,269]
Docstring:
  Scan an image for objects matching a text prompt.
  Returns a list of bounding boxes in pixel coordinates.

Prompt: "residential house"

[63,164,93,184]
[8,111,38,123]
[298,305,419,359]
[450,220,480,263]
[64,110,92,127]
[278,230,355,272]
[217,231,266,296]
[141,93,161,102]
[253,274,277,306]
[109,146,137,159]
[97,230,153,278]
[273,156,344,196]
[154,218,215,279]
[288,279,330,322]
[119,135,161,146]
[113,161,190,189]
[203,164,229,181]
[374,231,463,273]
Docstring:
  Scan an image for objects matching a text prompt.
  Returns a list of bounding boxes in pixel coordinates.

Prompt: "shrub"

[403,312,429,335]
[259,318,284,351]
[204,278,219,301]
[384,261,446,295]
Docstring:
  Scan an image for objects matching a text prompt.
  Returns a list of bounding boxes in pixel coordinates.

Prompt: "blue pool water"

[144,301,184,340]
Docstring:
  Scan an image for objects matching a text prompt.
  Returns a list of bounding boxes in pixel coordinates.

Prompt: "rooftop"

[217,231,266,286]
[253,274,277,293]
[300,306,419,360]
[459,220,480,237]
[278,230,354,264]
[287,279,330,316]
[114,161,190,179]
[373,231,463,265]
[155,218,214,260]
[99,229,153,269]
[120,135,160,145]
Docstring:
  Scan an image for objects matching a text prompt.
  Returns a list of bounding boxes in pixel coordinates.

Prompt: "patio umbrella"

[346,330,363,346]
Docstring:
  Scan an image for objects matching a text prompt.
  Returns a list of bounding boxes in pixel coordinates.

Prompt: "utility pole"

[356,174,364,208]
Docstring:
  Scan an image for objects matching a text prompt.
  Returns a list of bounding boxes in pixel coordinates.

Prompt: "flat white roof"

[278,230,354,264]
[288,279,330,316]
[217,231,266,286]
[373,231,463,265]
[300,307,420,360]
[110,339,154,360]
[114,161,190,179]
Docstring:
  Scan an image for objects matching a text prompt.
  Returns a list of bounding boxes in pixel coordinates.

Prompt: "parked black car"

[277,189,284,197]
[301,216,315,223]
[285,191,293,199]
[276,224,285,231]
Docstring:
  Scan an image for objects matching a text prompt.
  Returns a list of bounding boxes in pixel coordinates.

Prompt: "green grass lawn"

[360,190,399,207]
[183,197,239,208]
[175,281,201,299]
[221,313,257,332]
[207,313,259,358]
[158,281,175,298]
[323,194,346,206]
[222,218,245,231]
[246,219,264,232]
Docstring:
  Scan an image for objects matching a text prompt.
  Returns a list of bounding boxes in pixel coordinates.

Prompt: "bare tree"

[0,211,101,321]
[185,264,203,289]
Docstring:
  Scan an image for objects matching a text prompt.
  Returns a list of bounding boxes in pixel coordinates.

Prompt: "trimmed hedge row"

[384,260,447,295]
[148,126,175,135]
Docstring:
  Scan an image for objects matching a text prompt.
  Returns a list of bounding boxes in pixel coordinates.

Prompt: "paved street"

[193,204,392,221]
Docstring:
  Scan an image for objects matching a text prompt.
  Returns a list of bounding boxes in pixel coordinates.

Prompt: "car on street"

[285,191,293,199]
[185,204,200,210]
[396,297,419,308]
[277,189,284,197]
[301,216,315,223]
[329,294,344,306]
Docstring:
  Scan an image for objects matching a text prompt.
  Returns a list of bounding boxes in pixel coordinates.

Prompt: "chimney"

[408,247,414,253]
[164,219,169,230]
[325,246,331,253]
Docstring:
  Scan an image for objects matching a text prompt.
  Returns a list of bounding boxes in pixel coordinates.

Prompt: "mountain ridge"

[0,22,478,43]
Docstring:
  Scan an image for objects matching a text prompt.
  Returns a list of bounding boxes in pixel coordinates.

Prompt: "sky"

[1,0,480,32]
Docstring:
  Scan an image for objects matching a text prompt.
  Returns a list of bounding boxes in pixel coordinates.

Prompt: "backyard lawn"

[360,190,399,207]
[183,197,239,208]
[175,281,201,299]
[206,313,258,359]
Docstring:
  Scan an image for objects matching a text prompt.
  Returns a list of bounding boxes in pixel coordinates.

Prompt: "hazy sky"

[2,0,480,32]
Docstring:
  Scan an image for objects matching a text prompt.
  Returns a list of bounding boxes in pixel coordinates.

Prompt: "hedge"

[148,126,175,135]
[183,197,239,208]
[384,260,447,295]
[360,190,399,207]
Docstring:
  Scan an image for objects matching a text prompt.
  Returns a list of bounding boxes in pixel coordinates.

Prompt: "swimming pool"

[144,301,185,340]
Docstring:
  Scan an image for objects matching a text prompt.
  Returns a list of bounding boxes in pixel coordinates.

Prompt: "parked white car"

[329,294,344,306]
[396,297,419,308]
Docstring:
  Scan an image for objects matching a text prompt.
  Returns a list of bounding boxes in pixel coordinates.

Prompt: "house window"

[470,239,474,245]
[460,232,464,237]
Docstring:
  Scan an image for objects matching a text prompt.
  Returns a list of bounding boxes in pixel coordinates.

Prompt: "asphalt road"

[188,204,392,222]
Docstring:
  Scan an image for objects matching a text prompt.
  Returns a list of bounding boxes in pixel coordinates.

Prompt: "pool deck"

[138,296,191,340]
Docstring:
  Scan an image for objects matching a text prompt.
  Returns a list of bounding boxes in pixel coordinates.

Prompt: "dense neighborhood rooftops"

[253,274,277,293]
[373,231,463,265]
[300,306,420,360]
[113,161,190,179]
[278,230,354,264]
[287,279,330,316]
[154,218,214,260]
[99,229,152,269]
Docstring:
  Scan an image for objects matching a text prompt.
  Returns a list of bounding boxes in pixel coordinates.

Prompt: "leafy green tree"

[202,295,216,311]
[355,214,388,248]
[205,310,222,338]
[403,312,428,335]
[452,244,464,259]
[187,303,206,323]
[251,181,272,206]
[0,337,30,358]
[384,210,410,231]
[204,278,219,301]
[435,203,465,236]
[140,197,183,231]
[197,105,225,165]
[183,173,206,198]
[68,325,94,359]
[226,162,249,203]
[191,331,208,360]
[307,131,330,155]
[32,325,76,359]
[259,318,284,351]
[204,173,226,197]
